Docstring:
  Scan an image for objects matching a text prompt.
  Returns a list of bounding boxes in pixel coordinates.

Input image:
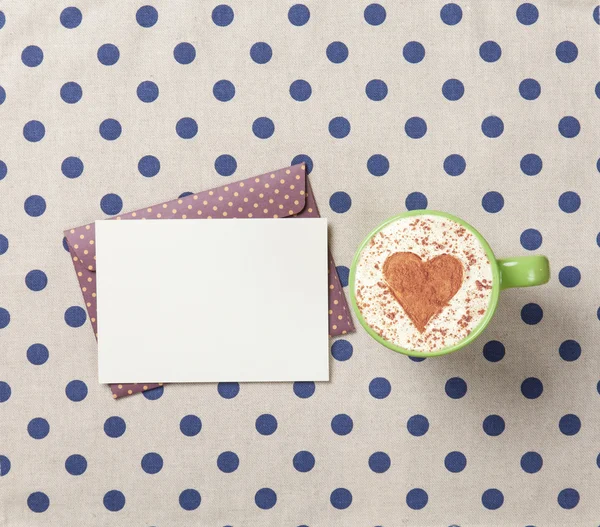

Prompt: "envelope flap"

[64,164,307,271]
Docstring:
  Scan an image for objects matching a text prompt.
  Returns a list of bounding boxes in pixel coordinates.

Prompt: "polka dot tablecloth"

[0,1,599,525]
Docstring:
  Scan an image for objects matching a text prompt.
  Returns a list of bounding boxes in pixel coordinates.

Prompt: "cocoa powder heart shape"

[382,252,464,333]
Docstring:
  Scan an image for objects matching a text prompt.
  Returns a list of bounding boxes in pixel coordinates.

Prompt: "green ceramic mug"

[349,210,550,357]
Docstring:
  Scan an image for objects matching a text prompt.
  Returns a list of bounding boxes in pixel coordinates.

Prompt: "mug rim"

[348,209,500,357]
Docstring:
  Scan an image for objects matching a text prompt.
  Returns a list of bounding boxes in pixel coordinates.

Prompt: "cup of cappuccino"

[349,210,549,357]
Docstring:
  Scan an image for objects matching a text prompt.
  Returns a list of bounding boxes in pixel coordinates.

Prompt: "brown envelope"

[64,163,354,399]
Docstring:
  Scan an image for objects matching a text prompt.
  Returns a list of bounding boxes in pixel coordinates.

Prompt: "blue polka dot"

[97,43,119,65]
[482,489,504,510]
[0,308,9,329]
[214,154,237,176]
[255,488,277,509]
[180,414,202,436]
[0,234,7,255]
[60,7,82,28]
[27,343,49,365]
[62,236,70,251]
[25,270,47,292]
[0,11,4,30]
[445,377,467,399]
[136,5,158,27]
[28,492,49,513]
[520,451,542,473]
[291,154,313,174]
[336,265,349,287]
[61,157,84,178]
[24,195,46,218]
[443,154,466,177]
[442,79,464,101]
[64,306,86,327]
[444,451,466,473]
[366,79,388,101]
[103,490,125,512]
[213,79,235,102]
[256,414,277,435]
[100,193,123,215]
[440,3,462,25]
[65,454,87,475]
[250,42,272,64]
[179,489,201,510]
[330,488,352,509]
[558,191,580,213]
[559,414,580,435]
[556,41,578,63]
[404,117,427,138]
[329,117,350,138]
[0,455,10,476]
[180,192,193,199]
[65,380,87,402]
[405,191,428,211]
[521,377,543,399]
[104,416,126,438]
[558,266,580,288]
[367,154,389,176]
[252,117,275,139]
[174,42,195,64]
[138,155,160,177]
[59,81,83,104]
[481,191,504,213]
[519,78,541,100]
[141,452,163,474]
[516,3,539,24]
[482,414,505,436]
[137,80,159,102]
[520,153,542,176]
[293,451,315,472]
[331,414,353,435]
[364,3,386,25]
[407,414,429,436]
[23,121,45,142]
[369,377,391,399]
[287,79,312,102]
[595,5,600,24]
[479,41,501,62]
[326,41,348,63]
[596,82,600,99]
[288,4,310,26]
[176,117,198,139]
[558,488,579,509]
[142,386,163,400]
[217,451,239,473]
[331,339,353,361]
[368,452,391,473]
[0,85,5,105]
[559,339,581,361]
[218,382,239,399]
[293,381,315,398]
[406,488,428,510]
[28,417,50,439]
[481,116,504,138]
[212,4,234,26]
[22,45,43,67]
[558,116,580,138]
[403,41,425,63]
[329,191,352,213]
[520,229,542,250]
[0,160,6,180]
[0,381,11,402]
[99,119,121,140]
[521,303,543,325]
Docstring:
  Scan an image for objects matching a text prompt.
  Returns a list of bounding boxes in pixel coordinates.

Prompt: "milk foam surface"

[355,215,493,352]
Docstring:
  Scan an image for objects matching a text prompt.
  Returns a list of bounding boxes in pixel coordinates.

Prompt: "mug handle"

[497,256,550,289]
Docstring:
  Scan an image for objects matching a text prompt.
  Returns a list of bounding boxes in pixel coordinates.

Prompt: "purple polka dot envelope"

[63,164,354,399]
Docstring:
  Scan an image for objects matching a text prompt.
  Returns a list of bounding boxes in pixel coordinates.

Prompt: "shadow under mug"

[349,210,550,357]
